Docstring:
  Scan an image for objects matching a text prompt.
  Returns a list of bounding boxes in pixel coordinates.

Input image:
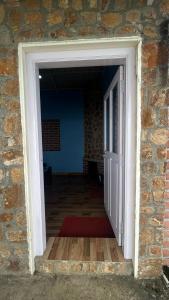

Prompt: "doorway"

[40,65,124,261]
[19,38,141,276]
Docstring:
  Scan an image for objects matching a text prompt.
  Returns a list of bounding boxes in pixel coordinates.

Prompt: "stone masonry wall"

[0,0,168,277]
[84,90,104,174]
[163,101,169,265]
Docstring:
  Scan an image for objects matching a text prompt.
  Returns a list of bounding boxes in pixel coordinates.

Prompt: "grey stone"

[0,26,11,45]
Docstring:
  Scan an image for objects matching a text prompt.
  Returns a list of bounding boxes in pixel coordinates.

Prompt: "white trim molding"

[18,37,142,277]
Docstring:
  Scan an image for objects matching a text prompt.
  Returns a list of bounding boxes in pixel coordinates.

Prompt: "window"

[42,119,60,151]
[112,84,118,154]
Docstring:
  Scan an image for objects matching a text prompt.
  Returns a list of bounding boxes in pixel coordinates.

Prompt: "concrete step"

[35,257,133,275]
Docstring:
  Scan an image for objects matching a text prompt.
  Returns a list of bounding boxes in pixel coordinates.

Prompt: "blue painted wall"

[40,90,84,173]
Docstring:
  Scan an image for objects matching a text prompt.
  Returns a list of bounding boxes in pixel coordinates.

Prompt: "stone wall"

[84,90,104,175]
[0,0,168,277]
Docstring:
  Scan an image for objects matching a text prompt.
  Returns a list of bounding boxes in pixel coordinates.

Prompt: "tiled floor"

[45,175,106,238]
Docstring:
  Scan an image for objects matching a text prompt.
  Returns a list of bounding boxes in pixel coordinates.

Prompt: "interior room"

[39,65,124,262]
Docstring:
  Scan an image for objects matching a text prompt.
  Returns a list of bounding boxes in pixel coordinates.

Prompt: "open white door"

[104,66,124,246]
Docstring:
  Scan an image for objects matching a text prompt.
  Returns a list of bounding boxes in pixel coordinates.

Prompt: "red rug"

[58,216,115,238]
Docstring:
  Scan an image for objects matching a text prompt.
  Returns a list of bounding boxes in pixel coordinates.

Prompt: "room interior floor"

[45,175,106,238]
[44,175,125,262]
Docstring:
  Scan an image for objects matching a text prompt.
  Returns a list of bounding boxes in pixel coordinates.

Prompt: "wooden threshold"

[44,237,126,262]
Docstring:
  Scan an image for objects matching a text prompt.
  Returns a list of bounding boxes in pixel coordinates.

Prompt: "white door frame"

[18,37,142,277]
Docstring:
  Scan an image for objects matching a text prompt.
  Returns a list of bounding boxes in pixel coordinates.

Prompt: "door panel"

[104,66,124,246]
[104,156,109,213]
[110,154,119,234]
